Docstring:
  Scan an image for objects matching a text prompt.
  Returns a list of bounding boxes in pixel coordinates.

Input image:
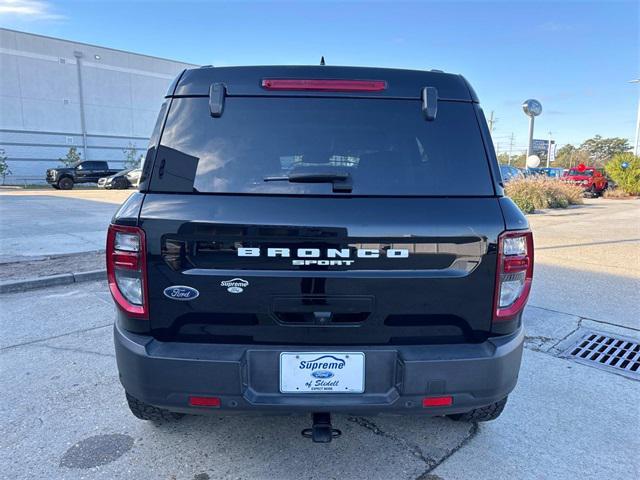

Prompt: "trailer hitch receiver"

[301,412,342,443]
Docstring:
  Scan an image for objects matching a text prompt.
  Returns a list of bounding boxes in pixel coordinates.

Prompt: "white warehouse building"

[0,28,197,184]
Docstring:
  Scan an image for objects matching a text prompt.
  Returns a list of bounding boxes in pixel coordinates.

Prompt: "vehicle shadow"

[142,411,473,479]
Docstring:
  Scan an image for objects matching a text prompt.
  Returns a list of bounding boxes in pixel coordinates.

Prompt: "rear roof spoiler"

[171,66,477,102]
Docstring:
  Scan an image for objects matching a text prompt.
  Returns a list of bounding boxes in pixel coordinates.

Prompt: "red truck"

[563,164,608,196]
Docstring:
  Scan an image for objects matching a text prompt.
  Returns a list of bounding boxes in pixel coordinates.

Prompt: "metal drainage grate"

[567,332,640,379]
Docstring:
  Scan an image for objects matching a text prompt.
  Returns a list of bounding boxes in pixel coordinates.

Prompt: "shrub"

[0,149,11,184]
[505,177,584,213]
[123,142,144,169]
[603,187,634,198]
[604,153,640,195]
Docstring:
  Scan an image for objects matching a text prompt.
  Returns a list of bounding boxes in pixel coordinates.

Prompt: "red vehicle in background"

[562,164,608,196]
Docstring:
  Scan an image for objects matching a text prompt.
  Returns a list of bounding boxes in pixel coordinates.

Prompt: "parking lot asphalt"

[2,282,638,480]
[1,197,638,480]
[0,189,132,261]
[527,198,639,329]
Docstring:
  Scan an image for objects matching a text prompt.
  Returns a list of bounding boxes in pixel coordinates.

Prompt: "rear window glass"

[150,97,493,196]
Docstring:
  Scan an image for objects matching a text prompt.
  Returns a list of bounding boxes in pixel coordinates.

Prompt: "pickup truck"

[46,160,120,190]
[562,165,608,196]
[109,66,533,443]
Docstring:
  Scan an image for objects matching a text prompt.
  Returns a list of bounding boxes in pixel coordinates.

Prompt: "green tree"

[554,144,590,168]
[497,152,510,164]
[123,143,144,169]
[59,146,82,167]
[579,136,631,167]
[509,153,527,169]
[604,153,640,195]
[0,149,11,184]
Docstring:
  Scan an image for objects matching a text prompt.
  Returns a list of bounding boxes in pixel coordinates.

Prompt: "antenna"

[320,56,325,66]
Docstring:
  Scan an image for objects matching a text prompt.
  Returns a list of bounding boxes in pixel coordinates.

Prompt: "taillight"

[261,79,387,92]
[106,224,148,319]
[493,230,534,323]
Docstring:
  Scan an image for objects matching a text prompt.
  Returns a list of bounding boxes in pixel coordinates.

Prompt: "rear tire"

[57,177,74,190]
[125,392,184,422]
[447,397,508,422]
[114,177,129,189]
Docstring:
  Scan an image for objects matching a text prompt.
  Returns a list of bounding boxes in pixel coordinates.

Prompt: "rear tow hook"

[301,412,342,443]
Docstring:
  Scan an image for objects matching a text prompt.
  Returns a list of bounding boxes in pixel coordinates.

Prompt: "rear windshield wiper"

[264,172,352,193]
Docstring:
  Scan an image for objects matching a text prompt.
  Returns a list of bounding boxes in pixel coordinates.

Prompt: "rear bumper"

[114,322,524,416]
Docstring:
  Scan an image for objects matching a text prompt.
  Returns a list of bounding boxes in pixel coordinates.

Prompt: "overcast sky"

[1,0,638,151]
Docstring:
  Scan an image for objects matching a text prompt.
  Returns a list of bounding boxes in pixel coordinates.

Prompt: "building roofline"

[0,27,199,67]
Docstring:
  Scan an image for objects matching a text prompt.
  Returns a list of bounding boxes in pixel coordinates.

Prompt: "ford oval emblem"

[311,370,335,379]
[163,286,199,301]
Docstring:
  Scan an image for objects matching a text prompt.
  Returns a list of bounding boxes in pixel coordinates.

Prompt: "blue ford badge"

[163,286,199,301]
[311,370,335,379]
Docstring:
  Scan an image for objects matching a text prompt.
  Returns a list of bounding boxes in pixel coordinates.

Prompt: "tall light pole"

[522,99,542,157]
[74,50,89,161]
[631,79,640,156]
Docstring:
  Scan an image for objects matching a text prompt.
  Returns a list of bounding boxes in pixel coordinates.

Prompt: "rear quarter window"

[150,96,494,196]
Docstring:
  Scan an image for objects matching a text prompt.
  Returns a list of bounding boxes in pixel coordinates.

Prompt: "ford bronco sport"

[109,66,533,442]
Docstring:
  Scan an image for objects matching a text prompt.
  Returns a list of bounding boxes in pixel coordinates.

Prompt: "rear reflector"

[261,79,387,92]
[188,396,221,408]
[422,396,453,407]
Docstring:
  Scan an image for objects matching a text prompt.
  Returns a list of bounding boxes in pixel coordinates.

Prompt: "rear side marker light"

[107,224,148,319]
[261,79,387,92]
[189,396,221,408]
[423,396,453,407]
[494,230,534,323]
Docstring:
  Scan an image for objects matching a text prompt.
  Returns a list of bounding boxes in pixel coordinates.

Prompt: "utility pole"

[488,111,497,134]
[508,132,515,165]
[546,131,553,168]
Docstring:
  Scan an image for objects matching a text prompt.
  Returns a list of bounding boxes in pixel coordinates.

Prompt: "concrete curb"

[0,269,106,294]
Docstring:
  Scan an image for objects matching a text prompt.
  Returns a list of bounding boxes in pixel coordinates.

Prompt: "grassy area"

[505,177,584,214]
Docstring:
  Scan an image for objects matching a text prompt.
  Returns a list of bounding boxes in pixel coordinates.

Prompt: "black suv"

[108,66,533,442]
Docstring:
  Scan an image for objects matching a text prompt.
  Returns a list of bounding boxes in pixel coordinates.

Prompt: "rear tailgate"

[140,67,506,345]
[141,194,504,345]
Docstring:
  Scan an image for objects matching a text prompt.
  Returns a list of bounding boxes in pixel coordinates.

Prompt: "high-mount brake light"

[493,230,534,323]
[107,224,148,319]
[261,79,387,92]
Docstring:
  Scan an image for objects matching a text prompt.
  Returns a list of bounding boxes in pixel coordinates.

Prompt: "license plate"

[280,352,365,393]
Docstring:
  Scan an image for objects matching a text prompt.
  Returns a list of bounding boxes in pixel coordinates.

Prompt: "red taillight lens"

[493,230,534,323]
[261,78,387,92]
[106,224,148,319]
[422,396,453,407]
